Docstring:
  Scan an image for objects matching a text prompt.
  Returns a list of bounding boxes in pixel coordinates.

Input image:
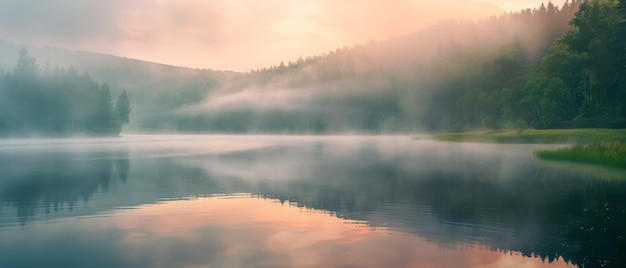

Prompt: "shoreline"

[429,129,626,170]
[430,129,626,144]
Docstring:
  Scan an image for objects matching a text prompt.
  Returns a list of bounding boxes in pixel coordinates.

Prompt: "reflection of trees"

[0,153,130,226]
[116,158,130,184]
[223,145,626,268]
[2,141,623,267]
[271,173,624,267]
[558,181,626,268]
[419,173,626,267]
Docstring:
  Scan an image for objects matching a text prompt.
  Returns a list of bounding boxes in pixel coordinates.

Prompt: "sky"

[0,0,550,71]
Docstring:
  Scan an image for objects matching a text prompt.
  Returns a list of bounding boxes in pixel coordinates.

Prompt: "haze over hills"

[2,0,624,134]
[0,39,241,132]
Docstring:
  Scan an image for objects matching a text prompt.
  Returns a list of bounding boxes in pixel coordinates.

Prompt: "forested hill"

[3,0,623,134]
[0,49,131,136]
[252,1,581,76]
[430,0,626,130]
[0,39,241,132]
[166,0,588,133]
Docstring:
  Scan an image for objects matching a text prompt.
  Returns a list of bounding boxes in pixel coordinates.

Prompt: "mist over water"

[1,135,624,267]
[0,1,624,267]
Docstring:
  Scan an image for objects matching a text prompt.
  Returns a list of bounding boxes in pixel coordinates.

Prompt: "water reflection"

[0,151,129,226]
[0,136,625,267]
[0,195,575,268]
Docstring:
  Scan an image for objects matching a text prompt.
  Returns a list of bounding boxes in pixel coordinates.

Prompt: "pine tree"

[97,83,117,134]
[15,47,38,78]
[115,90,131,125]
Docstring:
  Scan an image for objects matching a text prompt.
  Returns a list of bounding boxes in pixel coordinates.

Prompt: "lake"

[1,135,625,268]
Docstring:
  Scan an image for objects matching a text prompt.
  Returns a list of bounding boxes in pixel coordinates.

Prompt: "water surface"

[1,135,625,267]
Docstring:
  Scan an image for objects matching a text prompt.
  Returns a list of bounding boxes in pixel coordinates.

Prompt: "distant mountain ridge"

[0,1,594,133]
[0,39,241,130]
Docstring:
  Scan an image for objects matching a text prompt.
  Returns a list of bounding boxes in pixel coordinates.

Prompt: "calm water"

[1,135,625,268]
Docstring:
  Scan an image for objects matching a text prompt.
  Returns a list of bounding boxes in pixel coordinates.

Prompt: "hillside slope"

[0,1,591,133]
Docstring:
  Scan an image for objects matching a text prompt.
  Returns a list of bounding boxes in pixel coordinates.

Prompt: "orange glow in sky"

[0,1,552,71]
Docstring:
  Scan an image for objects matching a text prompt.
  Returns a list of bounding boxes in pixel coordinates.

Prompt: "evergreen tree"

[115,90,131,125]
[15,47,38,78]
[97,83,119,134]
[0,50,131,136]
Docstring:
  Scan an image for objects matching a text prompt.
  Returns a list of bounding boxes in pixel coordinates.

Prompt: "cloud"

[186,89,313,111]
[0,0,544,71]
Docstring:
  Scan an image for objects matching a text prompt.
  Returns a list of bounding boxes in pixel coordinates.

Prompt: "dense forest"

[0,0,622,134]
[432,0,626,130]
[0,40,233,133]
[161,0,616,133]
[0,49,131,136]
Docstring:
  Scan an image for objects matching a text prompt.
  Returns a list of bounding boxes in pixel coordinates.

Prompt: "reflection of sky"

[0,195,574,268]
[2,135,620,267]
[0,135,274,157]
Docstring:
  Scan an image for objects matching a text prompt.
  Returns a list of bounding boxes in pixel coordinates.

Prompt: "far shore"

[429,128,626,144]
[428,128,626,170]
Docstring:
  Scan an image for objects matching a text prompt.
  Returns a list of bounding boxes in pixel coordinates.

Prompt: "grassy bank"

[535,142,626,170]
[431,128,626,170]
[432,129,626,144]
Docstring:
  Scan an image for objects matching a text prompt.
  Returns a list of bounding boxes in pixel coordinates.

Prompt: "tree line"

[166,1,589,133]
[431,0,626,131]
[0,49,131,136]
[14,1,617,134]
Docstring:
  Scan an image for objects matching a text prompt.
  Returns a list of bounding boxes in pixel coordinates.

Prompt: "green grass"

[535,143,626,170]
[429,128,626,170]
[431,129,626,144]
